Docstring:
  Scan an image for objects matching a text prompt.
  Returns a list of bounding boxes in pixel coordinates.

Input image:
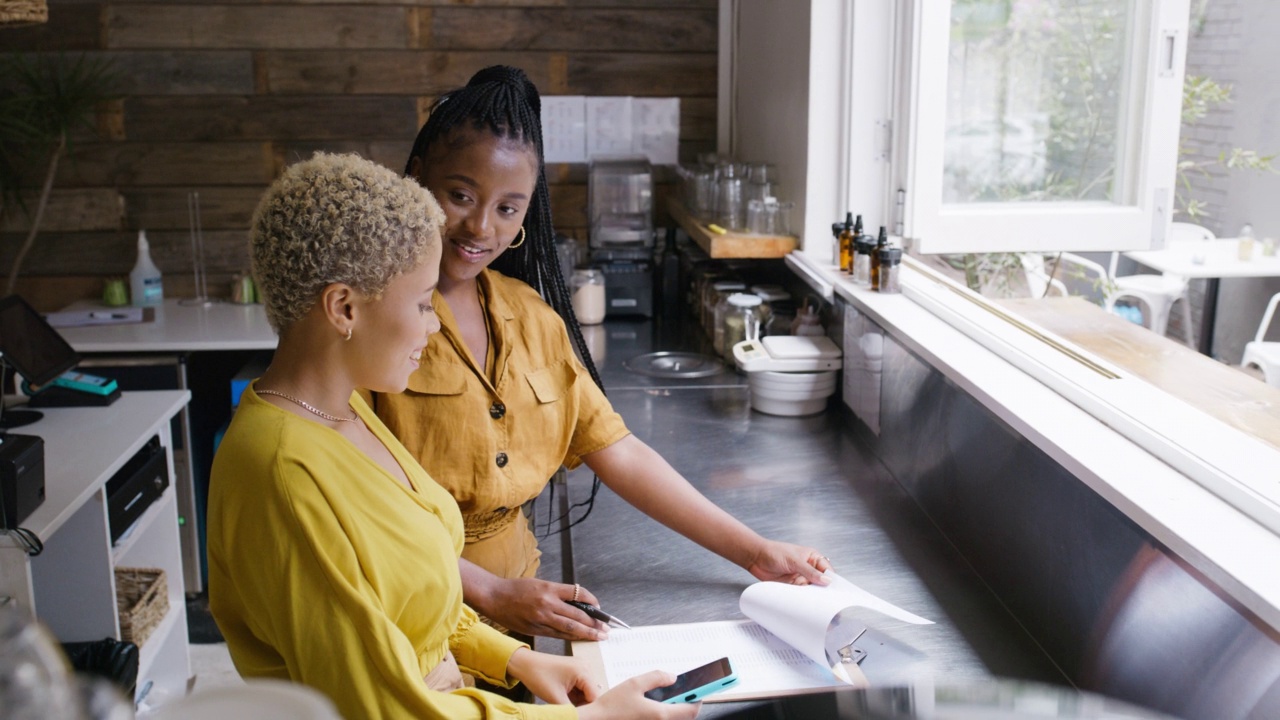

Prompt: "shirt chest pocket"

[525,359,577,405]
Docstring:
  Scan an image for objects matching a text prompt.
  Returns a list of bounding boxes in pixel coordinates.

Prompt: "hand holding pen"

[566,600,631,629]
[464,572,611,641]
[564,583,632,630]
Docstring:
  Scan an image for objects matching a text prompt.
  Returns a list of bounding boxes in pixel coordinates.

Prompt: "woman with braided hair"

[370,65,831,644]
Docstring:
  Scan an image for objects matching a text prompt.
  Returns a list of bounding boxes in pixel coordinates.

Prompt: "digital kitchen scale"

[733,335,842,373]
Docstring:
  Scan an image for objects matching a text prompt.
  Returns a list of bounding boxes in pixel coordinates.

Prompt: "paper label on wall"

[542,96,587,163]
[586,96,634,158]
[632,97,680,165]
[542,96,681,164]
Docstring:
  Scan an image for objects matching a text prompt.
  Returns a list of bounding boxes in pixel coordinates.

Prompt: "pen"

[566,600,632,629]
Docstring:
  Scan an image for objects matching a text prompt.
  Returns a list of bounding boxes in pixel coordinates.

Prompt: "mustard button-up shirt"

[208,386,575,720]
[372,269,630,580]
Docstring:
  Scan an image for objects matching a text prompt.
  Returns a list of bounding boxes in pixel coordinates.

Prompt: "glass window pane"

[944,0,1133,204]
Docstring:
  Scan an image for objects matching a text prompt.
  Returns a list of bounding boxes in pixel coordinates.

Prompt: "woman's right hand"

[479,576,608,641]
[577,671,701,720]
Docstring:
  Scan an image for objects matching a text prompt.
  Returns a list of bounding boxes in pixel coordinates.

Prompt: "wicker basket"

[115,567,169,648]
[0,0,48,26]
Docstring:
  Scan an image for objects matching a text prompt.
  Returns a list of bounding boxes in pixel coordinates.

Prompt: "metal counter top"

[537,318,1064,715]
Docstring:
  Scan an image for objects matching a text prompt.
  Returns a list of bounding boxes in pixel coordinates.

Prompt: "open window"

[898,0,1189,254]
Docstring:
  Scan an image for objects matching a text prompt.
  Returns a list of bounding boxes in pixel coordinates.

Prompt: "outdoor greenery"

[0,53,120,295]
[941,1,1274,299]
[1177,74,1277,221]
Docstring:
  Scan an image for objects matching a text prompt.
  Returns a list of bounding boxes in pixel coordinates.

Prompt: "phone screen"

[644,657,735,703]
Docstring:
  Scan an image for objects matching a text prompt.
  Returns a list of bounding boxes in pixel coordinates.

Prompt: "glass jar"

[746,199,767,234]
[716,173,744,231]
[746,162,776,205]
[878,247,903,294]
[749,284,791,337]
[704,280,744,337]
[853,237,874,286]
[570,268,606,325]
[720,293,765,361]
[555,235,579,285]
[770,200,795,236]
[689,266,724,321]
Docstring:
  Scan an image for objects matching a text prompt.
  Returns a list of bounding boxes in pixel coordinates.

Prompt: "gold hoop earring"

[509,226,526,249]
[345,328,352,342]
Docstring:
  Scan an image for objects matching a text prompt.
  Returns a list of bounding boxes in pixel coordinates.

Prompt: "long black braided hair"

[404,65,604,532]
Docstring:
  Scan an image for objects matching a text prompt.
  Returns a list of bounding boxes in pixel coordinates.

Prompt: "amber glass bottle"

[869,226,889,290]
[837,212,854,273]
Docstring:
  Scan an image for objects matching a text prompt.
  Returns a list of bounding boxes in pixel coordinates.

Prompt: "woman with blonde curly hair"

[207,152,695,720]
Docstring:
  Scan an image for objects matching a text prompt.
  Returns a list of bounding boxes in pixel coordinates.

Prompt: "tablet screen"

[0,295,80,387]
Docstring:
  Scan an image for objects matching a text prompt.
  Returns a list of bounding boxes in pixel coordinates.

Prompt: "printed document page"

[595,619,844,702]
[577,572,933,702]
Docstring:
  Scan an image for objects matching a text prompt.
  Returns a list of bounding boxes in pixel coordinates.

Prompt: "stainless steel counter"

[536,317,1063,715]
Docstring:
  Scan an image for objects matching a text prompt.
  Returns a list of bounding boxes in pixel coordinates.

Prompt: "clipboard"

[570,573,932,703]
[572,619,858,703]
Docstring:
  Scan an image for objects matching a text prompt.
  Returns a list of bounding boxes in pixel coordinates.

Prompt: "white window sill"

[787,251,1280,631]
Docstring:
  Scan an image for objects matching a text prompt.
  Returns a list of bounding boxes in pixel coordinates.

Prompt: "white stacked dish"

[733,335,843,417]
[747,369,839,416]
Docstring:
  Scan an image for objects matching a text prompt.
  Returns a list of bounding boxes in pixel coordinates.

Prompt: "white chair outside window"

[1046,252,1113,306]
[1020,253,1067,298]
[1104,222,1207,348]
[1242,292,1280,387]
[1043,250,1191,340]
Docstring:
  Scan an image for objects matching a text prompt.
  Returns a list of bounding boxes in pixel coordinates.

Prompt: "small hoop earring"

[508,226,526,249]
[345,328,352,342]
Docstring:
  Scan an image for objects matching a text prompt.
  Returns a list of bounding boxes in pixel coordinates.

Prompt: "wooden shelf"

[668,196,797,259]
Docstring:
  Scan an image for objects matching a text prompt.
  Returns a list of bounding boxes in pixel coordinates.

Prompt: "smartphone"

[643,657,739,704]
[49,370,118,396]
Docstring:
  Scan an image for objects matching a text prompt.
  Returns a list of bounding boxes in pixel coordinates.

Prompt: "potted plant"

[0,52,119,295]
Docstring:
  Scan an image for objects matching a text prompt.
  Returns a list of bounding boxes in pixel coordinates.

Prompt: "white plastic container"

[747,369,838,416]
[129,229,164,307]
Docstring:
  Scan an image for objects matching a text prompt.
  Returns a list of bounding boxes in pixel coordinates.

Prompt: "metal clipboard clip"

[826,615,931,686]
[837,628,870,666]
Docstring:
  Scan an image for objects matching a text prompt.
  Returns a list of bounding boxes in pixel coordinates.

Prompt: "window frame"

[732,0,1280,564]
[895,0,1189,254]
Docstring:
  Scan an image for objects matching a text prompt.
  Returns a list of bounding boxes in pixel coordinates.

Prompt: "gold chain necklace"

[257,389,358,423]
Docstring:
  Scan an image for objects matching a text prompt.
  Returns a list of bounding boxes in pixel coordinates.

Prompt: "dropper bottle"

[869,226,889,291]
[837,212,854,273]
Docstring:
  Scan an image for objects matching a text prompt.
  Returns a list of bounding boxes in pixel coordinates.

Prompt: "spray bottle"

[130,229,164,307]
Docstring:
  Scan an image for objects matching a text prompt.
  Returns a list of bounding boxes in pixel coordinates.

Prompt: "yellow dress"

[207,385,576,720]
[371,269,630,581]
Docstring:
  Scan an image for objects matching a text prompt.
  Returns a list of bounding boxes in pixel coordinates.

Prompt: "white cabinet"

[0,390,192,707]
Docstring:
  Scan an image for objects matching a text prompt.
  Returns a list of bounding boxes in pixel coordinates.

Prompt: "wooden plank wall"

[1,1,717,310]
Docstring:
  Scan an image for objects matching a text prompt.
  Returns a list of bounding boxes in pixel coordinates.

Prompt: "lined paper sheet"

[594,620,845,702]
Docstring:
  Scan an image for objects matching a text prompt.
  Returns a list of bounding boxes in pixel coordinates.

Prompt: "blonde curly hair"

[250,152,444,332]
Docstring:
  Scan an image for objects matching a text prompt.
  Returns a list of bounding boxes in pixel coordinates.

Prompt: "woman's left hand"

[506,648,601,706]
[745,540,832,586]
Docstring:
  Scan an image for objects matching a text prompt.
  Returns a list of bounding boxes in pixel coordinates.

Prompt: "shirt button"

[495,452,508,468]
[489,401,506,419]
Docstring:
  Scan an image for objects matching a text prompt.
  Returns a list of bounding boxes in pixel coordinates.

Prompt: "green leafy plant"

[1176,74,1277,220]
[0,53,120,295]
[951,72,1276,297]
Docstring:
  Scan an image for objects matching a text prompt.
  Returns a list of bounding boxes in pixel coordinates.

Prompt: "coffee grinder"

[587,157,654,317]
